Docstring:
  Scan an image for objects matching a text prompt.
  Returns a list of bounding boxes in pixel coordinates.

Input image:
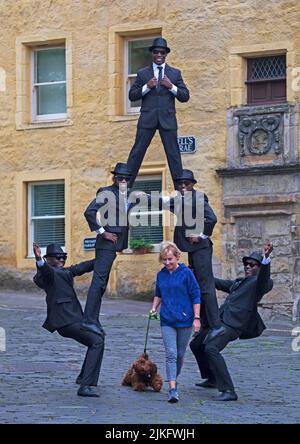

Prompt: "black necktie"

[157,66,163,91]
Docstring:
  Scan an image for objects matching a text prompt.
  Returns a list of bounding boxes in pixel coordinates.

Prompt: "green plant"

[129,237,152,250]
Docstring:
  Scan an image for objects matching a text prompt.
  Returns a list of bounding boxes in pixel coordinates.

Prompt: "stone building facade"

[0,0,300,318]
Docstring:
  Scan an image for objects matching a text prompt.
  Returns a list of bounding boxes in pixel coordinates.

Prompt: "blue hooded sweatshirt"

[155,263,201,327]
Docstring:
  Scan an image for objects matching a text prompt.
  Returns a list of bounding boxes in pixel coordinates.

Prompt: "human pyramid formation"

[33,38,274,402]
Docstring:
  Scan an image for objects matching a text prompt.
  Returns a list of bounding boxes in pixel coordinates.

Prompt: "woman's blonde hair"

[159,241,181,263]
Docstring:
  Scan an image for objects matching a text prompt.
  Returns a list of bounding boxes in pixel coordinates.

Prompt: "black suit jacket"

[129,64,189,130]
[84,184,137,252]
[215,263,273,339]
[33,259,95,333]
[168,191,217,253]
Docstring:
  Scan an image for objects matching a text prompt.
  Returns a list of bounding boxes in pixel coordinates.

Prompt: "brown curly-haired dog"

[122,353,163,392]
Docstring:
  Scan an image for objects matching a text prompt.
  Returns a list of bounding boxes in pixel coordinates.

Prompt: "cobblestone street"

[0,290,299,424]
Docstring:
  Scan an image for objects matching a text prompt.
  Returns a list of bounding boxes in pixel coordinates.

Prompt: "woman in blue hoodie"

[151,241,201,402]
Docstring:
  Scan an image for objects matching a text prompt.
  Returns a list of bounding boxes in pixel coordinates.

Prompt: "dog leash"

[144,311,160,354]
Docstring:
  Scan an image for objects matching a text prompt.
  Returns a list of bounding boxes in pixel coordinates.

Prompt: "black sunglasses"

[243,261,259,268]
[115,176,130,182]
[177,180,193,186]
[52,255,67,261]
[152,49,167,55]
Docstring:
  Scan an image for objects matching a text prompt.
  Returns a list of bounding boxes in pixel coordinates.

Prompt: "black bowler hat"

[149,37,171,53]
[176,169,197,184]
[44,243,67,258]
[242,251,263,265]
[110,162,132,177]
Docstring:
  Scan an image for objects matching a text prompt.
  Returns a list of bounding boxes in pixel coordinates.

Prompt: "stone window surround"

[229,42,295,107]
[16,170,71,268]
[15,33,73,130]
[108,24,162,122]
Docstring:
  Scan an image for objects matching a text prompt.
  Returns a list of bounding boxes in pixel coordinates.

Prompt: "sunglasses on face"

[115,176,130,182]
[53,255,67,261]
[243,261,259,268]
[152,49,167,55]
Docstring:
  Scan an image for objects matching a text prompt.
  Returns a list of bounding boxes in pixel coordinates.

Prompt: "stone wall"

[1,1,300,317]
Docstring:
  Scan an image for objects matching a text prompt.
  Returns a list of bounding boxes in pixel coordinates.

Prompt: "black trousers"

[58,322,105,387]
[189,243,221,329]
[190,324,240,392]
[83,249,116,325]
[127,126,183,188]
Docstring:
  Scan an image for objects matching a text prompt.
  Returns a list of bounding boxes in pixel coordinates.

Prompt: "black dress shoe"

[77,386,100,397]
[203,326,226,345]
[80,322,105,336]
[214,390,238,401]
[195,379,217,388]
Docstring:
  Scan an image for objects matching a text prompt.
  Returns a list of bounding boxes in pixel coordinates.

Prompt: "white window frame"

[124,36,158,115]
[27,181,65,257]
[128,174,164,252]
[31,46,67,122]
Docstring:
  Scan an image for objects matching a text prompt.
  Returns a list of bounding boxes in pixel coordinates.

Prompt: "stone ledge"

[216,163,300,177]
[223,194,299,208]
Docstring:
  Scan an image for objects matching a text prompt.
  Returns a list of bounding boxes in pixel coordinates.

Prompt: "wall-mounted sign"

[84,238,96,250]
[178,136,196,154]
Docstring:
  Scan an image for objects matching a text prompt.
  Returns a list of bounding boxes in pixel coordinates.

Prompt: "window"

[28,181,65,257]
[125,37,158,114]
[129,175,163,247]
[246,55,286,105]
[32,46,67,120]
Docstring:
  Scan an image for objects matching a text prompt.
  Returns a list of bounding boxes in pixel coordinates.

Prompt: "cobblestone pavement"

[0,290,299,424]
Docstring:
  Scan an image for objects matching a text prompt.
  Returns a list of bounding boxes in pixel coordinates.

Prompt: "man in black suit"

[167,169,226,343]
[82,162,134,336]
[127,37,190,188]
[33,242,104,397]
[190,241,274,401]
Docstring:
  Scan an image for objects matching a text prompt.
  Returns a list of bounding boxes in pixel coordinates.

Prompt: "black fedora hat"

[242,251,263,265]
[110,162,132,177]
[149,37,170,53]
[44,243,67,258]
[176,169,197,184]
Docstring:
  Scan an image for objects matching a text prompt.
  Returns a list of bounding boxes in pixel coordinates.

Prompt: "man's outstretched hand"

[264,240,273,258]
[33,242,42,260]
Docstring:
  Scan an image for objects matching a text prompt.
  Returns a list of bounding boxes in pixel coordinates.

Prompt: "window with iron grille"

[28,181,65,257]
[129,175,163,245]
[246,55,286,105]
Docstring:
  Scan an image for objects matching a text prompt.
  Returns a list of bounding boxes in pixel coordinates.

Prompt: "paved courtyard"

[0,289,299,424]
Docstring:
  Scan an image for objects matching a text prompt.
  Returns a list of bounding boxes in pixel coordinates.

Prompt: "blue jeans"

[161,325,193,382]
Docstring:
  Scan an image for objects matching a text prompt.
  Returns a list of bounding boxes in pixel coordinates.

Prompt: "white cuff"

[199,232,208,239]
[96,227,105,235]
[169,85,177,95]
[37,259,45,267]
[142,84,150,95]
